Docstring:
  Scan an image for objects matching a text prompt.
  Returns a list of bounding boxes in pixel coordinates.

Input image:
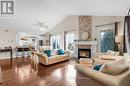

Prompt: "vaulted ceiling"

[0,0,129,35]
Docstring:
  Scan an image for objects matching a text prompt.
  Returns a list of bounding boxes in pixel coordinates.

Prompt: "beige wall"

[0,29,16,48]
[48,16,124,51]
[92,16,124,39]
[49,16,79,34]
[92,16,124,51]
[0,29,16,59]
[48,16,79,49]
[79,16,92,40]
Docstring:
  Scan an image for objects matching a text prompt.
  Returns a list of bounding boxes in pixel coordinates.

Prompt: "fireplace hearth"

[78,48,91,59]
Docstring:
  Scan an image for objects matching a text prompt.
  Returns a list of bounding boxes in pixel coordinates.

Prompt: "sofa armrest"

[96,52,107,57]
[34,52,49,65]
[118,69,130,86]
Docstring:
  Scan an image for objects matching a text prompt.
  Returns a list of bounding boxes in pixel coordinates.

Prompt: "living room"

[0,0,130,86]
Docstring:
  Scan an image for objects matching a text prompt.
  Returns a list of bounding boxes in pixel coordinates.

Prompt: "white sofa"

[75,64,130,86]
[32,51,69,65]
[75,55,130,86]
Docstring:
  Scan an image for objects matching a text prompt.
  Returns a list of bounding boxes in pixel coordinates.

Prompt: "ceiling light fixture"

[40,28,47,30]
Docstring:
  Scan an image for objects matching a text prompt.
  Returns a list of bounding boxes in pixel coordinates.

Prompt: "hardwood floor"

[0,58,105,86]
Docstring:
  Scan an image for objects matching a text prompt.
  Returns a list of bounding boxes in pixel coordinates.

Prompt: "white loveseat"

[75,56,130,86]
[75,64,130,86]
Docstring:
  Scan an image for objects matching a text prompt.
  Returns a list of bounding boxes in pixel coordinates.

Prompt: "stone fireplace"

[73,16,97,59]
[74,40,97,59]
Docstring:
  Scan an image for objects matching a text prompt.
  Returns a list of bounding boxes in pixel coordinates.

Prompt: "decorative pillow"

[51,50,58,56]
[100,60,129,75]
[93,64,103,71]
[44,50,51,57]
[106,50,119,56]
[64,50,70,54]
[58,49,64,55]
[99,55,117,60]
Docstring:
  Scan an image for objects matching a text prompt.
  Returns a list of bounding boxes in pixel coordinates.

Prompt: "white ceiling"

[0,0,130,35]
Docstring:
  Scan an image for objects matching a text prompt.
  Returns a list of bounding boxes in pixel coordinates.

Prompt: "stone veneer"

[79,16,92,40]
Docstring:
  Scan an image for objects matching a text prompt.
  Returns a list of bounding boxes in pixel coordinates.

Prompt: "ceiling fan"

[33,20,48,30]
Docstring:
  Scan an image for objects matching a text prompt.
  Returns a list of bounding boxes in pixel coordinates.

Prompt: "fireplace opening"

[78,48,91,59]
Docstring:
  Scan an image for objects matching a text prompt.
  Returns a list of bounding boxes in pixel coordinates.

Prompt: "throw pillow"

[44,50,51,57]
[100,60,129,75]
[106,50,119,56]
[99,55,117,60]
[58,49,64,55]
[93,64,103,71]
[51,50,58,56]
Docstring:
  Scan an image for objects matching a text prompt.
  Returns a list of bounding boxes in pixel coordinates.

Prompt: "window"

[100,30,115,52]
[50,34,61,49]
[65,32,74,51]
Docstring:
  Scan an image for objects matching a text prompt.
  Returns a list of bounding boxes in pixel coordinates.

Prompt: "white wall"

[0,29,16,59]
[0,29,16,48]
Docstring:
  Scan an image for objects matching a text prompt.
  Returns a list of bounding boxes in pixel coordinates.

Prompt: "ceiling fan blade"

[33,19,48,29]
[44,26,48,29]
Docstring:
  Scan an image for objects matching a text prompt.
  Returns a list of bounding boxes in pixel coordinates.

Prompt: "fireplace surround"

[74,40,97,58]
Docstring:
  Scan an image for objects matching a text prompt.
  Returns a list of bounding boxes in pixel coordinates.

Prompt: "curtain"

[124,16,130,58]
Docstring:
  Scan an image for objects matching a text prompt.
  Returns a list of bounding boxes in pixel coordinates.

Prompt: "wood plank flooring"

[0,58,105,86]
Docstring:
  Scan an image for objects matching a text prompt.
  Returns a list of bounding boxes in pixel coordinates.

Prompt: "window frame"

[50,34,61,49]
[65,32,75,51]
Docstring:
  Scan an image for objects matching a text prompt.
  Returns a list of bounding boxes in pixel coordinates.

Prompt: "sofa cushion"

[44,50,51,57]
[100,59,129,75]
[106,50,119,56]
[48,54,68,60]
[94,56,124,65]
[51,50,58,56]
[99,55,118,60]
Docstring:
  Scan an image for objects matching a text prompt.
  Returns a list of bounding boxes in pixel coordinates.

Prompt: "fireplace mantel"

[74,40,98,58]
[75,40,97,45]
